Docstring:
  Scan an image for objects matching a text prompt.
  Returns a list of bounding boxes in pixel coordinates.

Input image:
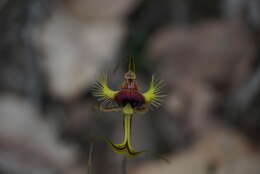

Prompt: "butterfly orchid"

[92,58,164,157]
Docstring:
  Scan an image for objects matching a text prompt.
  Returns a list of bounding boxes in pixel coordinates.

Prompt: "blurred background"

[1,0,260,173]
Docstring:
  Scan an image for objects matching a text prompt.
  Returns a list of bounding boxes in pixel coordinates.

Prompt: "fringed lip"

[115,89,145,108]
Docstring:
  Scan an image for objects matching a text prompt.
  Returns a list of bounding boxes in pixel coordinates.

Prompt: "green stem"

[87,141,94,174]
[122,156,127,174]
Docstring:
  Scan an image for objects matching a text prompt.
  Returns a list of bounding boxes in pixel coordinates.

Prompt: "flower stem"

[122,156,127,174]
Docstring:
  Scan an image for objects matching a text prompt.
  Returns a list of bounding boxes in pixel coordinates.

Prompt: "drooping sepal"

[105,114,145,157]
